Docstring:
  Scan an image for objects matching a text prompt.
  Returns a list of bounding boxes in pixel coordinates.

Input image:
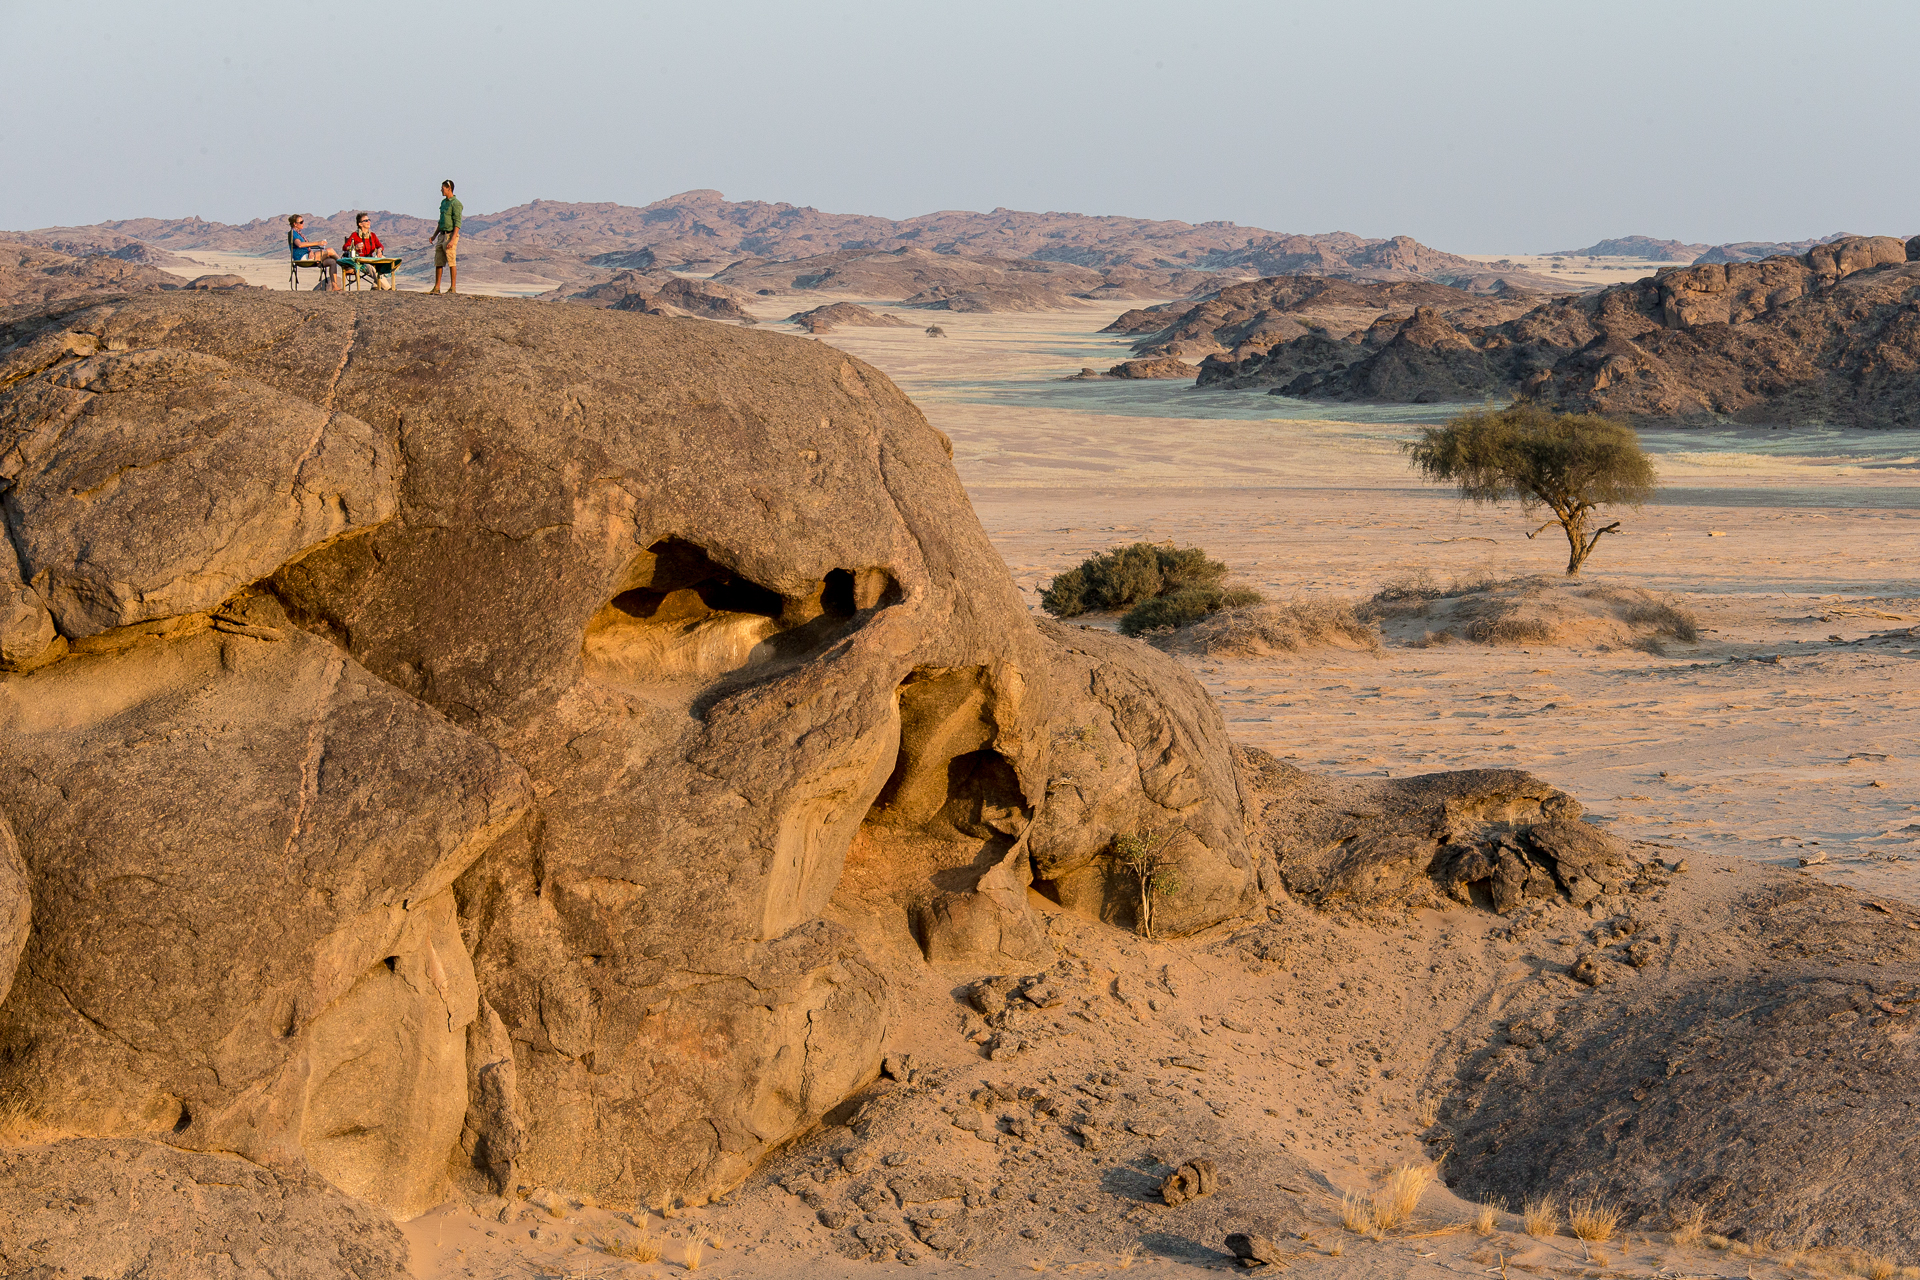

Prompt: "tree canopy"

[1405,401,1657,574]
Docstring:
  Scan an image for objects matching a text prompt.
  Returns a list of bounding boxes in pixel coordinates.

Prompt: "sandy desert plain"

[337,285,1920,1280]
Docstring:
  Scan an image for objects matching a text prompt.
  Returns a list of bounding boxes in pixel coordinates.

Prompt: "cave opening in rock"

[582,539,896,685]
[835,667,1035,960]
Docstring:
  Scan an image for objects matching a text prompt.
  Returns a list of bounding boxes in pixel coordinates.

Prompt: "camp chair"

[288,256,332,290]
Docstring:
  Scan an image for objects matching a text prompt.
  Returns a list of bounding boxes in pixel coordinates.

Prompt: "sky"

[4,0,1915,254]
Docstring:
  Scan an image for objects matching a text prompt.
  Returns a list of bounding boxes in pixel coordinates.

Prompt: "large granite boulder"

[0,290,1259,1223]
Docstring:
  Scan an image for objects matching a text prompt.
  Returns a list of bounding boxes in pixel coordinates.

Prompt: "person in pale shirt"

[286,214,341,290]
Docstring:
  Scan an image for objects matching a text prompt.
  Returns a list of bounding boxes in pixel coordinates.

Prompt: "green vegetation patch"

[1041,542,1259,635]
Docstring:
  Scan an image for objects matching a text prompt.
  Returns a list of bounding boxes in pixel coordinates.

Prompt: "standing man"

[430,179,463,295]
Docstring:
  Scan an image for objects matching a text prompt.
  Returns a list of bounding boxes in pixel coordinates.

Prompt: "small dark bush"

[1041,542,1231,618]
[1119,586,1261,636]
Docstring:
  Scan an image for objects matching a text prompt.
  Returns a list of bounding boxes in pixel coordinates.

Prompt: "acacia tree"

[1405,401,1657,574]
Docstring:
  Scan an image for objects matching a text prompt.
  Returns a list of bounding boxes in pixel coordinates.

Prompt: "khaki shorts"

[434,232,458,267]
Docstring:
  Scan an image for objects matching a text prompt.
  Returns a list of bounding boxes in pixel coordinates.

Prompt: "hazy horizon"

[8,0,1917,254]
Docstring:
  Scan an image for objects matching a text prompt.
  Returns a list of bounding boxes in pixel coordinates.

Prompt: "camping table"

[344,257,403,290]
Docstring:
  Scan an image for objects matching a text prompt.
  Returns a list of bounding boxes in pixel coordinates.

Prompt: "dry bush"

[1862,1257,1896,1280]
[1340,1191,1373,1233]
[1670,1204,1706,1246]
[1470,1202,1499,1236]
[1580,585,1700,642]
[1371,1163,1435,1230]
[1522,1197,1558,1237]
[1707,1234,1732,1250]
[1186,597,1381,658]
[1569,1196,1620,1243]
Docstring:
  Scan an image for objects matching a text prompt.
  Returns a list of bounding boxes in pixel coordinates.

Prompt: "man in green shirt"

[431,179,463,295]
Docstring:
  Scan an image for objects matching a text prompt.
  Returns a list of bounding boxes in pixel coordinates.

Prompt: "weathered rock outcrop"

[787,302,913,333]
[1200,237,1920,424]
[0,1138,410,1279]
[0,291,1259,1232]
[1445,877,1920,1253]
[0,244,186,307]
[1106,356,1199,379]
[1106,276,1543,361]
[1236,746,1637,912]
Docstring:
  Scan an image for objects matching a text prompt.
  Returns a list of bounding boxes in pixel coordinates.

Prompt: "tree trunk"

[1562,512,1589,574]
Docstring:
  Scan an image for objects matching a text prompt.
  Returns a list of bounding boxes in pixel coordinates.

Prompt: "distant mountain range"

[6,190,1568,297]
[1551,232,1866,265]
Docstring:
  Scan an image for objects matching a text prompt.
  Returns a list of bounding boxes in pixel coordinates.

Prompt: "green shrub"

[1118,586,1261,636]
[1040,542,1233,618]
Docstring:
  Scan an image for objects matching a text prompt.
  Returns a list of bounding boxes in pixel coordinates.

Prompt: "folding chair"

[288,257,331,290]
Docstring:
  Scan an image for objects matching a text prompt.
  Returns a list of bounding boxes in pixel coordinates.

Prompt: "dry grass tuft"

[606,1222,661,1263]
[1370,1163,1435,1231]
[1115,1243,1140,1270]
[1521,1197,1558,1238]
[1670,1204,1707,1246]
[1706,1234,1732,1250]
[682,1227,708,1272]
[1186,597,1381,658]
[1568,1196,1620,1243]
[1340,1191,1373,1234]
[1469,1202,1499,1236]
[1327,1239,1344,1258]
[1862,1257,1895,1280]
[1416,1095,1442,1127]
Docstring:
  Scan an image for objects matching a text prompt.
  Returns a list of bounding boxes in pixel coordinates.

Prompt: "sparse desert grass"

[1415,1095,1441,1127]
[606,1224,661,1263]
[1707,1234,1732,1250]
[1469,1202,1499,1236]
[1327,1238,1344,1257]
[1115,1243,1140,1269]
[1340,1190,1373,1233]
[1861,1257,1895,1280]
[1569,1196,1620,1243]
[1670,1204,1707,1246]
[1522,1196,1558,1238]
[1370,1163,1435,1230]
[683,1227,708,1271]
[1185,596,1380,657]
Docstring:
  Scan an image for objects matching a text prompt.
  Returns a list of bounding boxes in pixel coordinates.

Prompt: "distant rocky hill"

[1551,235,1708,261]
[11,191,1556,295]
[1104,276,1546,361]
[0,243,189,308]
[1195,236,1920,425]
[1691,232,1854,264]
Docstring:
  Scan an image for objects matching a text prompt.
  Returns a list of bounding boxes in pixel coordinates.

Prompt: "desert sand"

[385,296,1916,1280]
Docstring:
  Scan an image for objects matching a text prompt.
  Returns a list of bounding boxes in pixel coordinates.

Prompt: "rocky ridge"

[1106,276,1547,362]
[1194,236,1920,424]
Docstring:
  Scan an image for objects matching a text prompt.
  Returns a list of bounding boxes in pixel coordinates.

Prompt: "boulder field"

[0,291,1913,1272]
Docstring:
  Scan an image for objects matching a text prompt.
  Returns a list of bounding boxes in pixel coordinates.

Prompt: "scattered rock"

[1225,1231,1286,1266]
[1160,1158,1219,1206]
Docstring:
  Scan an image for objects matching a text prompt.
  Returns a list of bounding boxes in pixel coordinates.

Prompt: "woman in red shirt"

[341,212,383,259]
[341,213,389,287]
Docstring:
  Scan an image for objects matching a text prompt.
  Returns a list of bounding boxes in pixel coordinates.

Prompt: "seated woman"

[286,214,341,290]
[339,213,387,288]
